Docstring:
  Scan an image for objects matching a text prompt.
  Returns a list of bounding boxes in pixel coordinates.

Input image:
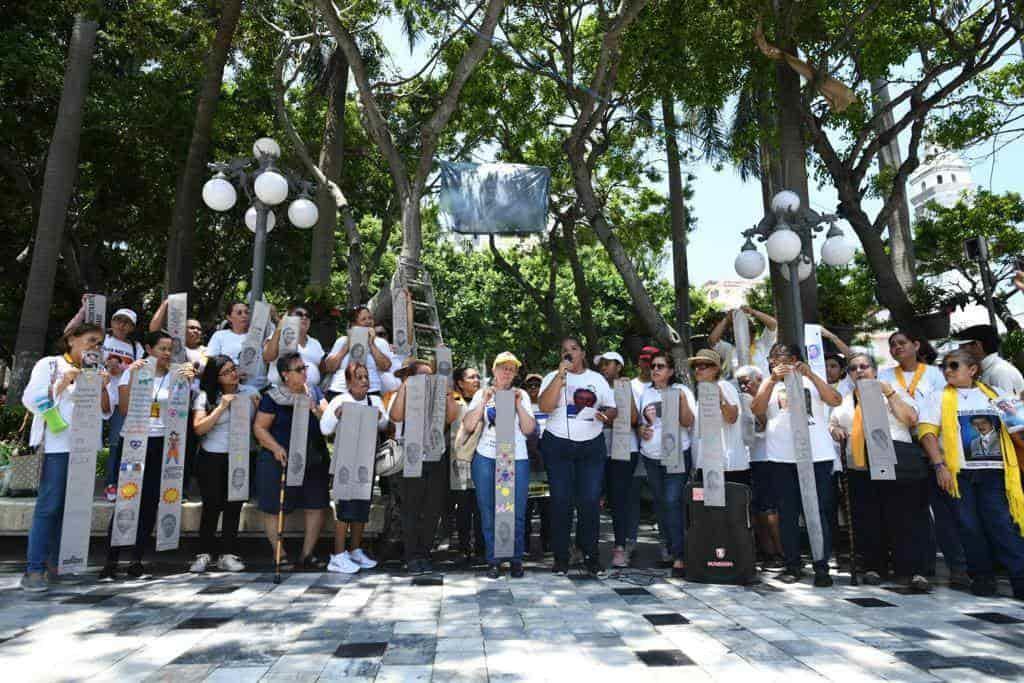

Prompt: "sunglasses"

[292,310,309,318]
[943,360,962,371]
[650,363,669,370]
[848,363,872,371]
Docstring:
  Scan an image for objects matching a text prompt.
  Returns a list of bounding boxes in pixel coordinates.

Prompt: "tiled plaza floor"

[3,555,1024,683]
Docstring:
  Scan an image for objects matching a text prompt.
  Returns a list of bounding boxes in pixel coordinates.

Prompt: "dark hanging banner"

[438,162,550,235]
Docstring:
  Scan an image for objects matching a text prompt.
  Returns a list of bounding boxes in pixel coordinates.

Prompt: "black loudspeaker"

[685,481,757,585]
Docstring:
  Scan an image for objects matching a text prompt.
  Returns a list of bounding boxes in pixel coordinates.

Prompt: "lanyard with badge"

[151,372,168,418]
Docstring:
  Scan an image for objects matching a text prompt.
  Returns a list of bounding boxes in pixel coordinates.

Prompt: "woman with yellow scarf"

[829,353,931,592]
[919,348,1024,599]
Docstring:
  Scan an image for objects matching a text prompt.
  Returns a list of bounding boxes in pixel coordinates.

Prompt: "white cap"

[111,308,137,325]
[594,351,624,366]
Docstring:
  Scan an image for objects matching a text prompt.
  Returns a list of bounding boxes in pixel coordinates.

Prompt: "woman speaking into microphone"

[538,336,617,577]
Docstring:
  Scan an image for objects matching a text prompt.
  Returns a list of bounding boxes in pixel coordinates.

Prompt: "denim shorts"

[335,498,371,523]
[255,450,330,514]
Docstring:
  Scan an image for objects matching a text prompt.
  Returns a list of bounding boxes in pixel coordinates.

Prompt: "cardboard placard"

[610,378,633,461]
[783,372,825,562]
[804,324,826,381]
[239,300,270,384]
[286,394,310,487]
[697,381,726,508]
[733,309,751,368]
[111,359,156,547]
[332,402,379,502]
[661,388,685,473]
[347,326,370,368]
[857,379,898,481]
[57,369,103,573]
[493,389,517,558]
[83,293,106,329]
[279,316,301,355]
[392,288,412,356]
[227,396,251,502]
[402,374,428,478]
[155,370,191,551]
[167,293,188,364]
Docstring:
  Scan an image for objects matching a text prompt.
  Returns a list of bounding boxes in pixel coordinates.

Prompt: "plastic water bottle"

[36,396,69,434]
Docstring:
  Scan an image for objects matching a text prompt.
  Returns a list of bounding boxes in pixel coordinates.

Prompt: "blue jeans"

[104,410,125,488]
[26,452,69,573]
[768,460,835,574]
[608,453,639,547]
[542,432,606,563]
[472,454,530,563]
[643,455,688,560]
[928,468,967,573]
[954,469,1024,589]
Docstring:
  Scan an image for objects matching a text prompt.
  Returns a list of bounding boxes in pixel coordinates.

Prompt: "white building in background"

[908,144,976,219]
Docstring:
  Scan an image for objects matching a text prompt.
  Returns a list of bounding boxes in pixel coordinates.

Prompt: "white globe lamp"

[821,227,857,266]
[201,175,237,212]
[734,240,766,279]
[288,197,319,229]
[780,255,813,282]
[771,190,801,215]
[245,206,276,233]
[766,225,803,264]
[252,137,281,159]
[254,170,289,206]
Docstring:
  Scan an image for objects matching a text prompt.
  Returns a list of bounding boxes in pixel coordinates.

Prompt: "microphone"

[563,354,572,363]
[562,354,573,439]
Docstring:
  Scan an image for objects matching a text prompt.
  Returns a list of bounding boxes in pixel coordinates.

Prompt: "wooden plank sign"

[402,374,428,478]
[610,378,632,461]
[332,402,379,502]
[392,288,412,356]
[661,388,685,474]
[857,379,898,481]
[783,372,825,562]
[493,389,517,558]
[57,369,103,573]
[167,293,188,364]
[697,381,726,508]
[286,393,311,487]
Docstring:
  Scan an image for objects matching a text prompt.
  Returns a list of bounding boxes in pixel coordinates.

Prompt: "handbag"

[375,438,405,477]
[453,419,484,463]
[8,413,43,496]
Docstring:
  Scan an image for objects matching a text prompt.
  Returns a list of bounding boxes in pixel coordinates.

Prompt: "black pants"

[767,460,835,574]
[196,450,244,557]
[848,471,929,577]
[451,489,484,555]
[106,437,163,564]
[524,497,551,553]
[400,459,447,562]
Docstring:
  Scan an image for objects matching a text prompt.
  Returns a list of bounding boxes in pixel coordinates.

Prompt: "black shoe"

[487,564,501,579]
[909,575,932,593]
[813,571,833,588]
[584,557,606,578]
[778,568,804,584]
[299,555,326,571]
[671,565,686,579]
[862,571,882,586]
[406,559,422,575]
[125,562,148,579]
[98,563,118,582]
[552,559,569,576]
[421,559,434,574]
[971,578,998,597]
[510,562,525,579]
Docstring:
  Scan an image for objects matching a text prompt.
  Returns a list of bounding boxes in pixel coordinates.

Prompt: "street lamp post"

[734,190,856,349]
[201,137,319,304]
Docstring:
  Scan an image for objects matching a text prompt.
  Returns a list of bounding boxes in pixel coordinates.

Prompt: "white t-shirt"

[878,364,946,402]
[920,386,1010,470]
[764,377,836,463]
[715,327,776,377]
[22,355,114,453]
[830,389,917,466]
[319,391,389,436]
[468,388,531,459]
[982,354,1024,397]
[327,336,395,394]
[267,337,325,387]
[638,383,696,460]
[103,334,144,373]
[539,369,616,442]
[693,380,748,471]
[206,329,247,363]
[191,385,258,453]
[118,367,177,438]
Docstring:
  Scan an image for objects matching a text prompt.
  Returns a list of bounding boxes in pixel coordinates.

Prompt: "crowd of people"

[18,296,1024,603]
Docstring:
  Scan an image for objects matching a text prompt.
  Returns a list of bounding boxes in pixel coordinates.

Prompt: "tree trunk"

[562,218,598,360]
[662,94,692,357]
[10,15,98,402]
[164,0,243,297]
[871,79,916,289]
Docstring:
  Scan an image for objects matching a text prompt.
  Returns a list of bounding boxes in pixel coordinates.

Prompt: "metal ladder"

[391,257,443,360]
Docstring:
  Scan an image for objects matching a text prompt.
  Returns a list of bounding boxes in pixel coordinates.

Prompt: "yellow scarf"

[850,395,866,469]
[921,383,1024,534]
[894,364,926,397]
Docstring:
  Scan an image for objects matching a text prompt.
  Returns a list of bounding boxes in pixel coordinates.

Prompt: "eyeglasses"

[650,363,669,370]
[693,363,715,370]
[848,363,872,371]
[219,366,238,377]
[943,361,961,371]
[737,377,755,387]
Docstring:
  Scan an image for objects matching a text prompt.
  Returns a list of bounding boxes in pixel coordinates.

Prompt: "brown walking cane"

[839,437,858,586]
[273,459,287,584]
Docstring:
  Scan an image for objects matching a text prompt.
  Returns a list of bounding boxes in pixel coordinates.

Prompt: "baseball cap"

[594,351,625,366]
[492,351,522,370]
[524,373,543,384]
[953,324,1000,353]
[688,348,722,367]
[638,345,661,361]
[111,308,138,325]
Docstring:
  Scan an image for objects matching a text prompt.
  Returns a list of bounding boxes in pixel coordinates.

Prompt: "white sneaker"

[189,553,211,573]
[327,552,360,574]
[349,548,378,569]
[217,554,245,572]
